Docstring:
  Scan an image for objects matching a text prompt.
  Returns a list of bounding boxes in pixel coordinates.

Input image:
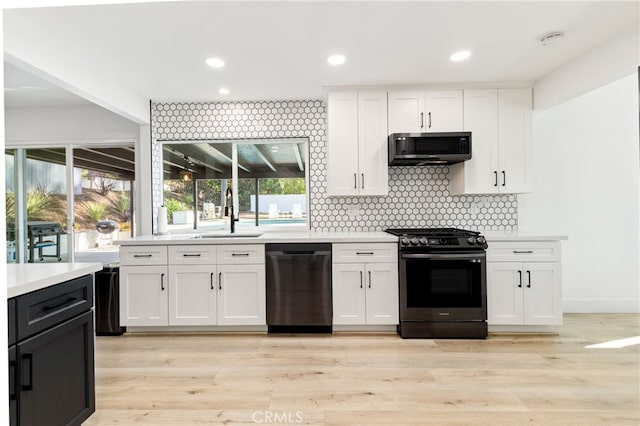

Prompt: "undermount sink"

[193,232,263,239]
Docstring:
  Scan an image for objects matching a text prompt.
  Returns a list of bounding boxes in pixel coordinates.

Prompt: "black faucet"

[225,187,239,233]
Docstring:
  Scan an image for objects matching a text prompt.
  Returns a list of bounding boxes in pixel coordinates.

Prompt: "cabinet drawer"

[16,274,94,341]
[217,244,265,264]
[169,245,217,264]
[8,298,16,346]
[487,241,560,262]
[332,243,398,263]
[120,246,168,265]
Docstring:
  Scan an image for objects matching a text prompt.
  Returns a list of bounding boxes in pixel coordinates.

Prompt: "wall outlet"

[346,206,363,219]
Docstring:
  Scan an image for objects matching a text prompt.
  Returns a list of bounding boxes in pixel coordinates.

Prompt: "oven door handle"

[401,253,485,260]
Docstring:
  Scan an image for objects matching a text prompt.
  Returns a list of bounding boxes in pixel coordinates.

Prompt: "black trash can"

[95,263,126,336]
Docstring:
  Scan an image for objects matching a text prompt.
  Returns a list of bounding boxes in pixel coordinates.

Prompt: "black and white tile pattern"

[151,100,517,232]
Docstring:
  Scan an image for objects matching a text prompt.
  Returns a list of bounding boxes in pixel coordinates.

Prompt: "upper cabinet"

[387,90,463,133]
[326,91,388,196]
[449,88,532,195]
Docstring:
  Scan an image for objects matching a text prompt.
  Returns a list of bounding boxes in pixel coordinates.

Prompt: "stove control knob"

[400,238,410,246]
[477,236,486,244]
[410,237,419,246]
[467,236,477,244]
[419,237,428,246]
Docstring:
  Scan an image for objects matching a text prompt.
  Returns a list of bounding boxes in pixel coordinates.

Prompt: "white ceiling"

[4,1,639,111]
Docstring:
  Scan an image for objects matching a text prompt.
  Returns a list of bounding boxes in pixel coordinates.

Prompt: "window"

[162,139,308,232]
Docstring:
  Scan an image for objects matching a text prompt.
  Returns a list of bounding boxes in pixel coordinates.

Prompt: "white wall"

[519,73,640,312]
[5,104,139,146]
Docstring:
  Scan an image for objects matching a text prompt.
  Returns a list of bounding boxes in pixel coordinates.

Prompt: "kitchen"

[2,1,640,425]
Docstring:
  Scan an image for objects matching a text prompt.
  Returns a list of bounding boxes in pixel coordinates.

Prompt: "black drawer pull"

[21,354,33,391]
[231,253,250,257]
[356,252,374,255]
[42,296,78,312]
[9,359,16,400]
[133,254,153,258]
[182,253,202,257]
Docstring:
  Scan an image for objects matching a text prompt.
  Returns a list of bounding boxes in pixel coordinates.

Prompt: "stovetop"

[385,227,487,250]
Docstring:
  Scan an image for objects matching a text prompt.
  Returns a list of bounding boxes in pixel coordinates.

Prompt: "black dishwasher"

[265,243,332,333]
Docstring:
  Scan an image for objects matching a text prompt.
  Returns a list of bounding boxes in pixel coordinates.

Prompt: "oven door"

[399,251,486,321]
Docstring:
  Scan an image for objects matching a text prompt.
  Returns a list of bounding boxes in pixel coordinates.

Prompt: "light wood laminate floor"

[86,314,639,425]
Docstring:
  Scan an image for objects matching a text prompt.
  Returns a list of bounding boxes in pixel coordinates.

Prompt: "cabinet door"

[327,91,360,196]
[357,91,388,196]
[498,88,532,193]
[169,265,217,326]
[388,91,425,133]
[217,264,266,326]
[487,262,524,324]
[523,263,562,325]
[120,265,168,326]
[425,90,463,131]
[332,263,366,325]
[450,89,499,194]
[364,263,398,325]
[18,311,95,426]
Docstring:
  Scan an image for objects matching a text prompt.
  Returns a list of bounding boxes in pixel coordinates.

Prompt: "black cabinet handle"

[182,253,202,257]
[353,173,357,189]
[218,272,222,290]
[210,272,214,290]
[494,171,498,187]
[356,252,374,255]
[9,359,16,400]
[161,273,165,291]
[368,270,372,288]
[517,270,522,288]
[359,271,363,289]
[133,254,153,258]
[21,354,33,391]
[502,171,506,186]
[42,296,78,312]
[361,173,364,189]
[513,250,534,254]
[420,112,424,129]
[527,270,531,288]
[231,253,250,257]
[428,112,432,129]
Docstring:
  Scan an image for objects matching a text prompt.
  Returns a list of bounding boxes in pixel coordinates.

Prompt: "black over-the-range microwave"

[388,132,472,166]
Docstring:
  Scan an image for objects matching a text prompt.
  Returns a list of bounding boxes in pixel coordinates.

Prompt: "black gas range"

[385,228,488,339]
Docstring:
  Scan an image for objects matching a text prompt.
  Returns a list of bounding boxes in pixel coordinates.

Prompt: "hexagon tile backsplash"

[151,100,517,232]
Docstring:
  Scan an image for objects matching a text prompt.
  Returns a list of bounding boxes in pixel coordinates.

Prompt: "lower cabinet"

[487,241,562,326]
[17,311,95,426]
[9,275,95,426]
[332,243,399,325]
[120,244,265,327]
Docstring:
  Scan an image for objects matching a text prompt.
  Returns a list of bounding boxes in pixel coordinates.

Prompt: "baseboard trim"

[563,299,640,313]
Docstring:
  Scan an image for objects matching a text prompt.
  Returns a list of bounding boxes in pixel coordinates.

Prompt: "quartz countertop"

[482,230,568,241]
[7,263,103,298]
[115,230,398,246]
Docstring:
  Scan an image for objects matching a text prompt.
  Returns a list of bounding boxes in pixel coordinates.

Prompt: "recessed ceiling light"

[450,50,471,62]
[327,54,346,66]
[218,88,230,95]
[206,57,225,68]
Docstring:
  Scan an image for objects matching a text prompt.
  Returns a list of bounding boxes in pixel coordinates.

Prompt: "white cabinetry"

[217,245,266,325]
[387,90,463,134]
[487,241,562,326]
[119,246,168,326]
[120,244,265,327]
[327,91,388,196]
[449,88,532,194]
[332,243,398,325]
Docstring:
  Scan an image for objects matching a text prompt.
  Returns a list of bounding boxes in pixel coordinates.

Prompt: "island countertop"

[7,263,104,298]
[115,230,399,246]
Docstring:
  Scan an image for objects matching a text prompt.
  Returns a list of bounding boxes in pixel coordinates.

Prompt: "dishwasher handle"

[268,250,331,256]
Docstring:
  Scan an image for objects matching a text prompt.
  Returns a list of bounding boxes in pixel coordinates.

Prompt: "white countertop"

[482,230,568,241]
[116,230,398,246]
[7,263,104,298]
